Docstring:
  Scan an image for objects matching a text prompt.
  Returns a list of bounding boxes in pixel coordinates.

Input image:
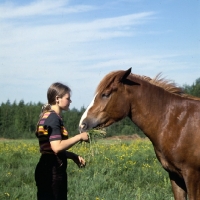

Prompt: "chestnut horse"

[79,68,200,200]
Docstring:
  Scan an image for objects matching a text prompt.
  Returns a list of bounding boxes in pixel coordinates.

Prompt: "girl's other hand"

[72,155,86,168]
[78,156,86,168]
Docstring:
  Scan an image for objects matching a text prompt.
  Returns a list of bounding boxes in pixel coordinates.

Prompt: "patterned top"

[35,110,68,154]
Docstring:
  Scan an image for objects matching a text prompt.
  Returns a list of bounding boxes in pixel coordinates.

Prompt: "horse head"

[79,68,138,132]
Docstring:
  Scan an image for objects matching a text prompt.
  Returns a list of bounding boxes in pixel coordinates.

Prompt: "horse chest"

[154,149,180,174]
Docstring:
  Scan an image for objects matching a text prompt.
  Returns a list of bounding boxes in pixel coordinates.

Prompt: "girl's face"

[58,93,72,111]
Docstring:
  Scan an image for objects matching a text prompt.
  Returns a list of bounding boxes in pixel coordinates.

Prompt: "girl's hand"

[73,155,86,168]
[80,132,89,142]
[78,156,86,167]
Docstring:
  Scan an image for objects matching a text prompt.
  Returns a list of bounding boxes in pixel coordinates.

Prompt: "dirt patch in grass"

[106,134,143,141]
[0,138,7,140]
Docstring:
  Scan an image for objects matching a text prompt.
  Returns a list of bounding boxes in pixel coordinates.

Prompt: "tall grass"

[0,139,174,200]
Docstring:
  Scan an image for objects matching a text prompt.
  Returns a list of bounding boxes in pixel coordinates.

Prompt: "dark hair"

[47,82,71,105]
[40,82,71,115]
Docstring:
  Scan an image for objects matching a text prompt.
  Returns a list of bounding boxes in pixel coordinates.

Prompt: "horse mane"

[135,73,200,101]
[135,73,184,95]
[96,70,200,101]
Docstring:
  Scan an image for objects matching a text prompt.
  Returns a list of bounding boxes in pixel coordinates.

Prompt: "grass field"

[0,138,174,200]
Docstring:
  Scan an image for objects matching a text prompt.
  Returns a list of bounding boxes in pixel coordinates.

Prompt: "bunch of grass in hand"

[87,128,107,143]
[81,128,107,159]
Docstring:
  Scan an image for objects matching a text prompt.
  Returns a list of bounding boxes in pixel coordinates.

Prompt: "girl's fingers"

[78,156,86,166]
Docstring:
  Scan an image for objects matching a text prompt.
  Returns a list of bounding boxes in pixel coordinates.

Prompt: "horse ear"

[121,68,132,81]
[118,67,140,86]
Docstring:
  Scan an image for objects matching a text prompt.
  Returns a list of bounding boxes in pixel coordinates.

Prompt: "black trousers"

[35,154,67,200]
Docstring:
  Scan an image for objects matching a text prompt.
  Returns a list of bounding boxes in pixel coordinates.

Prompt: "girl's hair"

[40,82,71,115]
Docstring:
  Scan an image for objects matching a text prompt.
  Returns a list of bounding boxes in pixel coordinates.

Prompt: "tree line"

[0,78,200,139]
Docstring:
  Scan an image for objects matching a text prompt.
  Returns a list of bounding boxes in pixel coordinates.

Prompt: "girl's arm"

[65,151,78,159]
[65,151,86,167]
[50,132,88,154]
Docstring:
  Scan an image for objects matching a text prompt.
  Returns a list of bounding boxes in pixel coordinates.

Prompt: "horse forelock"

[95,71,122,95]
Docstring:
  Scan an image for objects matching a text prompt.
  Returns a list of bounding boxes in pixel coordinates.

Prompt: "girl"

[35,82,89,200]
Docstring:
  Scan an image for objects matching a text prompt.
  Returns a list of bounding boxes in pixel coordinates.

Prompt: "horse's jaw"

[79,114,115,132]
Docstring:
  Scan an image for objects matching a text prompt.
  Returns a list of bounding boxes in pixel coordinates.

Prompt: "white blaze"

[79,94,97,130]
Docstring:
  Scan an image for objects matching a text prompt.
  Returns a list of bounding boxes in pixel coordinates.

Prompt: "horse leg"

[184,170,200,200]
[169,172,187,200]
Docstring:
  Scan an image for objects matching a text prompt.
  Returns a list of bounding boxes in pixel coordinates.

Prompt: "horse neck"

[128,81,178,141]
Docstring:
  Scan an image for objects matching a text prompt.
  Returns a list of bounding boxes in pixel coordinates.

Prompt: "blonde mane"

[133,73,200,101]
[135,73,184,95]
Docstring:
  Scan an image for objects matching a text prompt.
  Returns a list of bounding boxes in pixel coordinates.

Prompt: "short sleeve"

[45,113,62,142]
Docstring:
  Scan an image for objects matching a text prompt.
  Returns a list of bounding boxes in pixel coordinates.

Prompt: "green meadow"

[0,139,174,200]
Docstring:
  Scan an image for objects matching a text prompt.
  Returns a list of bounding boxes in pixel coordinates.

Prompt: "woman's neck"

[51,105,61,115]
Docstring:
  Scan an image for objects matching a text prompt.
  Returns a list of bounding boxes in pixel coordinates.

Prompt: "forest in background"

[0,78,200,139]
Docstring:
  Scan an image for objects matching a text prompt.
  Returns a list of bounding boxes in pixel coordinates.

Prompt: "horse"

[79,68,200,200]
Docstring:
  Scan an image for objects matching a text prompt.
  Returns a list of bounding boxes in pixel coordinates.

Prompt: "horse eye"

[102,93,110,98]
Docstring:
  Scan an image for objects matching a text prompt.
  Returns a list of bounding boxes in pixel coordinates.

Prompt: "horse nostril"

[79,123,87,133]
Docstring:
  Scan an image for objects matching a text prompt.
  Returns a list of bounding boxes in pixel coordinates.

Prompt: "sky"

[0,0,199,110]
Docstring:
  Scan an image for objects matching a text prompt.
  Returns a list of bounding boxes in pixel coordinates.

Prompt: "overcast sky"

[0,0,199,109]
